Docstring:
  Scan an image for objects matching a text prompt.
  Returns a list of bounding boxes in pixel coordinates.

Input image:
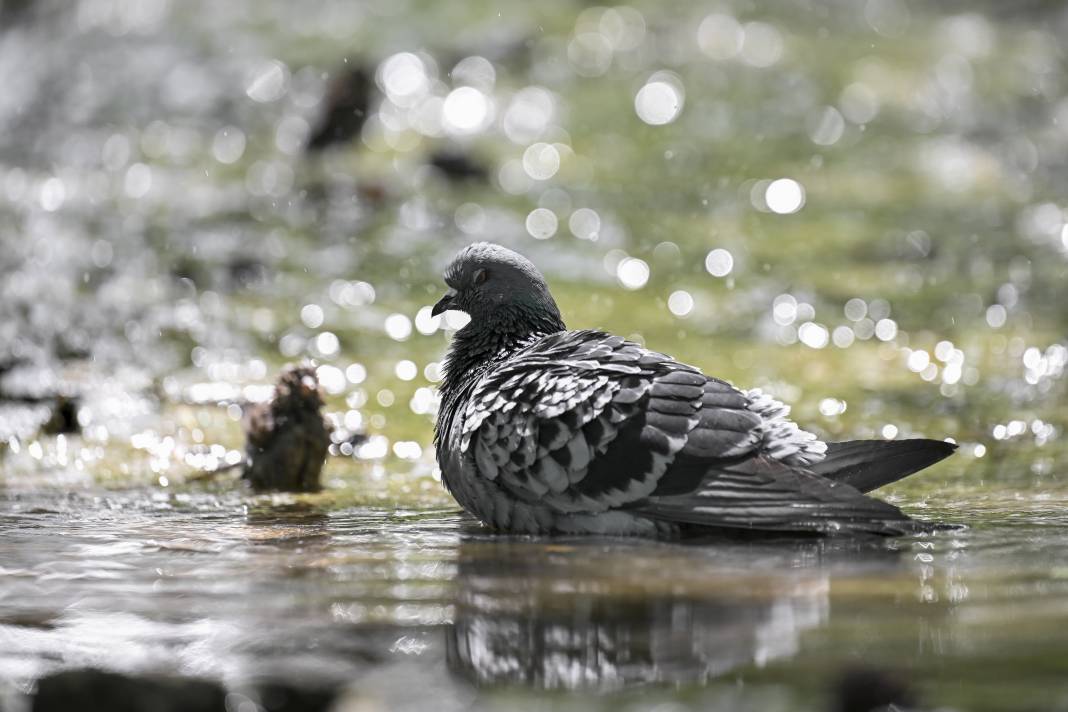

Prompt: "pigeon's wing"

[461,330,918,534]
[460,330,768,513]
[638,455,918,535]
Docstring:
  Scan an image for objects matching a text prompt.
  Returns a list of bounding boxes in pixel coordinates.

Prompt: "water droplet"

[807,106,845,146]
[503,87,554,144]
[442,87,490,135]
[616,258,650,290]
[525,208,558,240]
[819,398,847,416]
[314,332,339,357]
[568,208,601,241]
[704,248,734,277]
[740,22,783,67]
[454,203,486,234]
[844,298,868,321]
[395,360,417,381]
[765,179,805,214]
[568,32,613,77]
[345,363,367,385]
[300,304,324,329]
[522,143,560,181]
[451,56,495,90]
[832,326,855,348]
[840,82,879,124]
[212,126,246,164]
[393,441,423,460]
[384,314,413,341]
[246,60,289,103]
[798,322,829,349]
[667,290,694,317]
[697,13,743,60]
[634,75,684,125]
[379,53,428,106]
[907,349,931,373]
[317,365,346,395]
[986,304,1007,328]
[874,318,898,341]
[773,294,798,325]
[414,306,441,335]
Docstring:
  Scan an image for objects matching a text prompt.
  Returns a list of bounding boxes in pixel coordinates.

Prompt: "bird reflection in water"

[447,535,900,689]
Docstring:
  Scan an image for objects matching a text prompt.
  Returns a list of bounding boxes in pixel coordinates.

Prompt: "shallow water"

[3,0,1068,710]
[4,487,1068,711]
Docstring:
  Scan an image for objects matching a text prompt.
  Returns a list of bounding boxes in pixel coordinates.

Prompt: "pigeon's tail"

[638,455,929,537]
[808,438,957,494]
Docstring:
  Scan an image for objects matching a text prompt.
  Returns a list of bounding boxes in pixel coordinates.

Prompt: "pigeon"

[427,148,490,183]
[432,242,956,537]
[242,364,332,492]
[305,65,374,153]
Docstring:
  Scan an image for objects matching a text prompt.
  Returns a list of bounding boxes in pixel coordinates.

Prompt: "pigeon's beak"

[431,288,457,317]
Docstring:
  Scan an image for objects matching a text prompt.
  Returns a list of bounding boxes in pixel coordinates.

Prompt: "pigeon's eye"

[472,268,488,286]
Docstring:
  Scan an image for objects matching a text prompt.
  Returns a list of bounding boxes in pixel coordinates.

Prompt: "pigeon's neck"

[439,307,564,400]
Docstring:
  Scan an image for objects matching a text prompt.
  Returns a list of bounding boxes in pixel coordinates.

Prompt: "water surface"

[2,0,1068,709]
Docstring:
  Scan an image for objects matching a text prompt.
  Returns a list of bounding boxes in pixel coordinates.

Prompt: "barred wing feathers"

[455,330,907,533]
[459,331,757,513]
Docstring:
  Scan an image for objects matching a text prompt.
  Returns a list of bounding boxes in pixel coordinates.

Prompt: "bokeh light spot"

[765,179,805,214]
[526,208,558,240]
[522,143,561,181]
[668,290,694,317]
[442,87,490,135]
[635,77,684,125]
[704,248,734,277]
[616,258,650,289]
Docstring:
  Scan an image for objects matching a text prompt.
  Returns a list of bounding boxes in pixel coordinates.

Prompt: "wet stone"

[243,364,332,492]
[254,681,339,712]
[834,666,918,712]
[41,396,80,436]
[32,669,226,712]
[0,363,81,438]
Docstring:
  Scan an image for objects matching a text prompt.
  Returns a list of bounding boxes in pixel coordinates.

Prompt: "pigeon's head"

[432,242,563,330]
[273,363,324,413]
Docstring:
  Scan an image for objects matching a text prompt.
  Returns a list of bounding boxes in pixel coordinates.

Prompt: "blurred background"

[2,1,1068,711]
